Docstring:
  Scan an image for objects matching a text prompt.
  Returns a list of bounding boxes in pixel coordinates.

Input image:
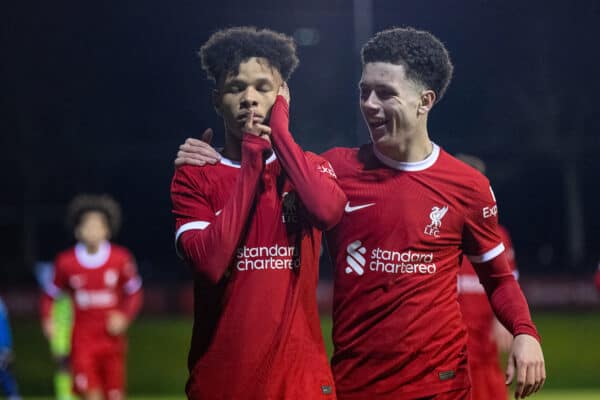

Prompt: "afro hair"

[66,194,122,237]
[199,26,299,84]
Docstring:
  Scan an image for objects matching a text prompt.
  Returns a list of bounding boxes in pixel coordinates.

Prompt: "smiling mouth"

[368,120,387,129]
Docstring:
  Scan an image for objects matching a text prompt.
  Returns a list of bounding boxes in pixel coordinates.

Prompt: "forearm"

[473,255,540,341]
[180,134,267,283]
[269,96,346,230]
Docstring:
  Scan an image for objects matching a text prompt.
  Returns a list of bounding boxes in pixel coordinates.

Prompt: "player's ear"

[212,89,222,116]
[418,90,436,115]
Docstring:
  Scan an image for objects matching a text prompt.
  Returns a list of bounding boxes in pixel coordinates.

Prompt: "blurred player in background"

[455,154,518,400]
[36,261,76,400]
[174,27,545,399]
[171,26,346,399]
[0,297,21,400]
[595,261,600,293]
[41,194,143,400]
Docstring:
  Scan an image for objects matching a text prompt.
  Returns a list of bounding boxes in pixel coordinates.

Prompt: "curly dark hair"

[361,27,454,102]
[66,194,122,237]
[199,26,299,84]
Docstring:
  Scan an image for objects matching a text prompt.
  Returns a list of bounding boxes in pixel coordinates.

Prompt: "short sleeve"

[462,177,505,263]
[119,249,142,294]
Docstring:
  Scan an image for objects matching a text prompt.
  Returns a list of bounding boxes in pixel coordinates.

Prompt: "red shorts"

[469,363,507,400]
[71,344,125,398]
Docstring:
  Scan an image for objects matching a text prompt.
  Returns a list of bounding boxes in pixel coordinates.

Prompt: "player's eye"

[376,90,395,99]
[258,84,272,92]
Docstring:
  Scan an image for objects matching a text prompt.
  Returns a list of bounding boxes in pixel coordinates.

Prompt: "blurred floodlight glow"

[294,27,320,46]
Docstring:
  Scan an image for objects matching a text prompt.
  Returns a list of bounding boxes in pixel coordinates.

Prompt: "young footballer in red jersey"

[41,195,143,400]
[170,27,346,399]
[455,154,518,400]
[174,27,545,400]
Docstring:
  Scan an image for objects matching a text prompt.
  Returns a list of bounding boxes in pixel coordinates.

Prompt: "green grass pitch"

[10,312,600,396]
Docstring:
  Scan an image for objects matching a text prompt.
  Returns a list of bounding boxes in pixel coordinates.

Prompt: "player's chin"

[369,130,391,148]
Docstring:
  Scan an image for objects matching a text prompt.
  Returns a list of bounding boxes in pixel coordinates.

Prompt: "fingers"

[179,143,220,160]
[201,128,213,144]
[538,360,546,392]
[514,358,527,399]
[505,354,515,385]
[278,81,291,105]
[174,141,220,168]
[530,358,546,396]
[175,153,217,167]
[254,124,272,136]
[513,359,546,398]
[244,110,255,133]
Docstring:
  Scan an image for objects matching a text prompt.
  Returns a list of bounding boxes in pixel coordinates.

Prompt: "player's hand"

[106,311,130,336]
[174,128,221,168]
[278,81,290,106]
[505,334,546,398]
[243,110,272,144]
[42,318,54,339]
[491,318,513,353]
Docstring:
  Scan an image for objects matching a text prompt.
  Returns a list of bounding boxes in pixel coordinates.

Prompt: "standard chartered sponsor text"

[236,244,300,271]
[369,248,437,274]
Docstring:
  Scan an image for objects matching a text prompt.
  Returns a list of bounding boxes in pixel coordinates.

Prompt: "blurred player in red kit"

[170,27,346,399]
[41,194,143,400]
[595,261,600,293]
[174,27,545,399]
[455,154,519,400]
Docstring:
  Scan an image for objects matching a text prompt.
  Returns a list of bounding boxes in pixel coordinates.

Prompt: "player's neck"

[82,241,102,254]
[222,138,242,161]
[222,131,242,161]
[376,131,433,162]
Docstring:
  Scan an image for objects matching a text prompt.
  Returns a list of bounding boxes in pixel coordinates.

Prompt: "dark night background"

[2,0,599,286]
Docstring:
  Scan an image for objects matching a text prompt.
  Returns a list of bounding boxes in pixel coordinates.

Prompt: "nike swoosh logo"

[345,202,375,213]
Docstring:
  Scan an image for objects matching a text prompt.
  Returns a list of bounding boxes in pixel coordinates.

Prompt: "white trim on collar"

[75,241,111,269]
[373,142,440,171]
[219,151,277,168]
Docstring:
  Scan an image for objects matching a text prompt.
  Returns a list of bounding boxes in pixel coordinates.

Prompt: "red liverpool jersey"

[171,151,336,399]
[322,143,505,399]
[50,242,141,349]
[458,225,517,365]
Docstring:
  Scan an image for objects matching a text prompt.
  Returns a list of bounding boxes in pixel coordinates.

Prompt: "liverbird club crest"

[424,205,449,238]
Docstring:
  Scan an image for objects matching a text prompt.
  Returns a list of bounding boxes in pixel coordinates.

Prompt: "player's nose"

[361,91,380,112]
[240,86,259,108]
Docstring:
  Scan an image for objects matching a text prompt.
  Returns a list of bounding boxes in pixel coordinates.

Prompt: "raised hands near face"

[242,110,272,145]
[278,81,290,106]
[174,82,290,168]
